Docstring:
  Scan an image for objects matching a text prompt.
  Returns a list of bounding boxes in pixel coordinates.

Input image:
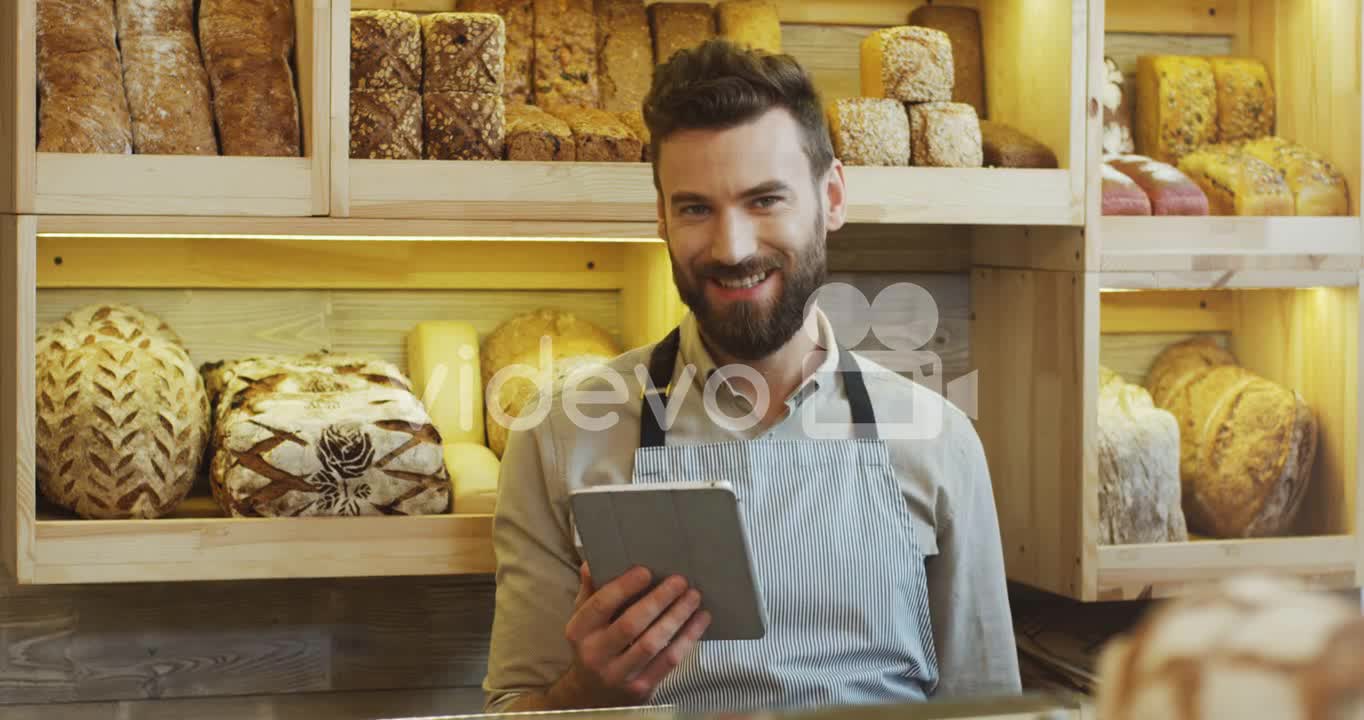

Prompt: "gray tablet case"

[569,481,768,641]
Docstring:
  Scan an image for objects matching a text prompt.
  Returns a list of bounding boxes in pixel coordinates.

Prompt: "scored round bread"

[481,309,620,456]
[38,302,185,351]
[1145,338,1317,538]
[35,306,209,519]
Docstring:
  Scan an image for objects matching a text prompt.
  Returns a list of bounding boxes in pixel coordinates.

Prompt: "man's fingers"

[625,608,712,698]
[597,575,689,659]
[607,588,702,680]
[566,565,653,639]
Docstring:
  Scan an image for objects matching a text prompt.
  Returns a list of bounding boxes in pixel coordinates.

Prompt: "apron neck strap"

[638,327,880,448]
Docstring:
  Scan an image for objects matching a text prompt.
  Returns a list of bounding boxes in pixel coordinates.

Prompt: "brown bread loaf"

[827,97,910,167]
[650,3,715,64]
[716,0,781,53]
[422,13,505,95]
[597,0,652,112]
[351,89,422,159]
[1177,144,1294,215]
[1210,57,1274,143]
[908,5,985,117]
[505,103,575,160]
[350,10,422,91]
[533,0,598,107]
[460,0,533,103]
[615,109,649,160]
[1102,164,1152,216]
[909,102,982,167]
[1106,154,1209,215]
[1145,338,1317,538]
[199,0,302,156]
[545,105,641,162]
[35,304,209,519]
[425,91,506,160]
[116,0,216,155]
[979,120,1056,168]
[36,0,133,154]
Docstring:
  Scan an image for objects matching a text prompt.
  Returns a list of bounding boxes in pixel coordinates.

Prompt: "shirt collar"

[676,305,841,409]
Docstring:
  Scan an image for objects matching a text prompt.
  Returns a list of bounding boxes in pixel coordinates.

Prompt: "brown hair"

[642,39,833,190]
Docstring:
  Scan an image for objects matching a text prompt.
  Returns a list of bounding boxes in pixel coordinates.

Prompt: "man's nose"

[709,209,758,266]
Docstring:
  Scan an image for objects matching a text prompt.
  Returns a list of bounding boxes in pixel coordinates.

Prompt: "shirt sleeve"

[925,417,1023,698]
[482,420,582,713]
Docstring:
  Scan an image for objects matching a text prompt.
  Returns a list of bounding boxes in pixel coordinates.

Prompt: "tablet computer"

[569,481,768,641]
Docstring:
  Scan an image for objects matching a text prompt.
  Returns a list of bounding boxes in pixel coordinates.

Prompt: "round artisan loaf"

[35,304,209,519]
[1145,339,1317,538]
[481,309,620,457]
[1097,575,1364,720]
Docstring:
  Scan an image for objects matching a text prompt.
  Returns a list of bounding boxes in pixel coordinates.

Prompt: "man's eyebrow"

[670,191,709,205]
[740,180,792,197]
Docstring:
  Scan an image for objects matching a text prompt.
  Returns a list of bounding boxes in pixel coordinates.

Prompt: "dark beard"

[670,217,828,362]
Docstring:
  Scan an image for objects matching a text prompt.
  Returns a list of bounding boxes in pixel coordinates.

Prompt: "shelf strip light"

[36,232,664,244]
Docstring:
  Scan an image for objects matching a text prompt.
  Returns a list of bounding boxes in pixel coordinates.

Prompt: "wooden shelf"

[1099,217,1363,274]
[0,0,331,217]
[1095,535,1358,600]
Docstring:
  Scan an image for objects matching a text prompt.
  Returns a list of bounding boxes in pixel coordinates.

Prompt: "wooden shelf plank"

[1095,535,1358,600]
[1100,217,1363,270]
[1104,0,1240,35]
[347,161,1079,225]
[30,513,495,584]
[35,214,662,240]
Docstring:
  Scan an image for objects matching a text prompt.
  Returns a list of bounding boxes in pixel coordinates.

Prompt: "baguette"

[199,0,302,156]
[36,0,133,154]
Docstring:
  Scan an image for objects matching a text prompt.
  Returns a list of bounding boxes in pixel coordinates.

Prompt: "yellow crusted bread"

[1136,55,1216,164]
[1241,136,1349,216]
[1177,143,1293,215]
[717,0,781,53]
[1210,56,1274,143]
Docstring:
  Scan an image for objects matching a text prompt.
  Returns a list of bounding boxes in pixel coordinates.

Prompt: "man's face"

[656,107,846,362]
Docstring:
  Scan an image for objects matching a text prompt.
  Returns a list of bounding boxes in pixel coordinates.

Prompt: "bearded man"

[483,39,1020,714]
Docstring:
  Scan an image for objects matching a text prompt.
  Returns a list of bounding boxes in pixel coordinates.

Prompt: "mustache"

[697,257,783,281]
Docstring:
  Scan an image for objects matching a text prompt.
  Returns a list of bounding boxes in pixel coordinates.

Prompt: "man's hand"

[554,563,712,707]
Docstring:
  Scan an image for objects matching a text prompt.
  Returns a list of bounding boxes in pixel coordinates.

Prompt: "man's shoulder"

[844,348,974,431]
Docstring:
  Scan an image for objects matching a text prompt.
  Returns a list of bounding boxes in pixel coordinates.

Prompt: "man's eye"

[679,205,710,217]
[753,196,781,209]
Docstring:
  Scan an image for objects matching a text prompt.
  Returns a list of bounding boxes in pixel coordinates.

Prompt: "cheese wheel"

[407,321,485,446]
[445,441,500,514]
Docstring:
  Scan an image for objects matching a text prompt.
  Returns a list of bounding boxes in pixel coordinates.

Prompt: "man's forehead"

[656,108,810,195]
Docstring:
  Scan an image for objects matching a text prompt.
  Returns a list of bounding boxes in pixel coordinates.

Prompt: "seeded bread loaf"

[116,0,217,155]
[199,0,302,157]
[1145,339,1317,538]
[860,26,953,103]
[35,304,209,519]
[351,88,422,159]
[350,10,421,91]
[1097,366,1187,544]
[1135,55,1215,165]
[597,0,652,112]
[37,0,134,154]
[1241,136,1349,216]
[717,0,781,54]
[909,102,981,167]
[980,120,1056,168]
[1102,163,1152,216]
[533,0,598,107]
[1210,57,1274,143]
[422,13,505,95]
[1177,144,1294,215]
[908,5,984,117]
[505,102,575,160]
[1106,154,1209,215]
[827,97,910,166]
[425,91,505,160]
[545,105,641,162]
[650,3,715,64]
[459,0,532,103]
[615,109,650,160]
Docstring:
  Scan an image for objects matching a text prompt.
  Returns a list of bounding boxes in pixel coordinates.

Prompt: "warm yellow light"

[36,232,664,244]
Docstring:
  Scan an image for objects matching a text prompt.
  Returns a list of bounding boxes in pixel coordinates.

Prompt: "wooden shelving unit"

[0,0,331,217]
[332,0,1086,225]
[1084,0,1364,270]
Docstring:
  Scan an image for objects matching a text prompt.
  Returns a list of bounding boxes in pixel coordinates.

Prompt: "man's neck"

[700,315,824,418]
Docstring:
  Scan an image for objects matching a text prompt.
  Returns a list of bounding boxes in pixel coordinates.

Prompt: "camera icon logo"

[799,281,975,441]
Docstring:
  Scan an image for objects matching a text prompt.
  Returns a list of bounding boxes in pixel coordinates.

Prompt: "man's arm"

[482,422,581,713]
[925,420,1022,697]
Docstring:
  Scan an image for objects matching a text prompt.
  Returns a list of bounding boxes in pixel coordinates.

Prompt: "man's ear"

[656,195,667,241]
[823,159,848,232]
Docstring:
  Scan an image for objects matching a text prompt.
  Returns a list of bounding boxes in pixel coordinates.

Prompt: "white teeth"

[718,271,770,289]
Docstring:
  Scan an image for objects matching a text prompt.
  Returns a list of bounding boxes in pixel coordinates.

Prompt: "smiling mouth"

[714,270,773,290]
